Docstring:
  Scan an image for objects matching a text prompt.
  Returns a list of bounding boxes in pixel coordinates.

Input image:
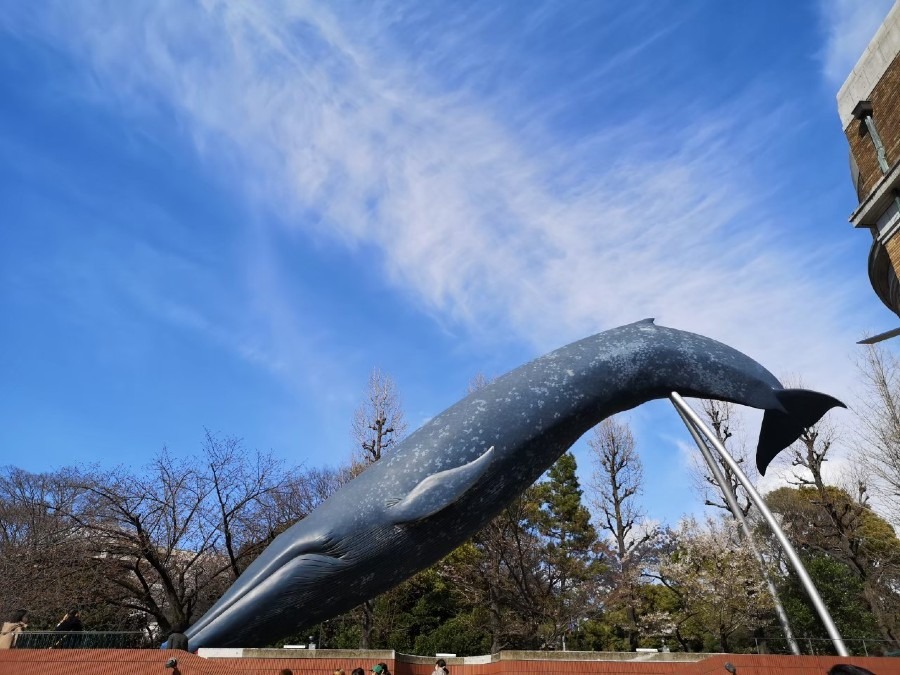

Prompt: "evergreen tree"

[778,554,879,652]
[766,484,900,647]
[533,452,602,648]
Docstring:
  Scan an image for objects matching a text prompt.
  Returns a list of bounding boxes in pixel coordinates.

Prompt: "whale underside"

[182,319,843,649]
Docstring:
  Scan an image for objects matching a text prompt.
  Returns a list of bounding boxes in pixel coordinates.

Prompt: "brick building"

[838,2,900,324]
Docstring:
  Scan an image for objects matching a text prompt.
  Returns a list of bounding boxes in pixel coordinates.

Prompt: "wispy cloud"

[3,1,877,404]
[818,0,895,87]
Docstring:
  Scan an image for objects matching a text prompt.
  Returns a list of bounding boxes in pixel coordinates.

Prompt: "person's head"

[828,666,876,675]
[436,659,446,668]
[352,669,365,675]
[334,670,345,675]
[8,609,27,623]
[371,664,387,675]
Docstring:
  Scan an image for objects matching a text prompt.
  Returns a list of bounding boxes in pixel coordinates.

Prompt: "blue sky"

[0,0,896,524]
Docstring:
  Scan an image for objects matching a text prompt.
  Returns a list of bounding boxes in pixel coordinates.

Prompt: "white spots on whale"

[249,321,783,645]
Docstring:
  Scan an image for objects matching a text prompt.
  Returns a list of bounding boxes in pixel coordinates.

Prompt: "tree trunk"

[626,601,639,651]
[360,599,375,649]
[862,580,900,646]
[674,625,691,652]
[489,585,503,654]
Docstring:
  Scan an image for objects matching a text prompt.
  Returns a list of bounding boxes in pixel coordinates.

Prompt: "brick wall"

[691,654,896,675]
[2,651,900,675]
[212,655,396,675]
[846,50,900,200]
[886,230,900,264]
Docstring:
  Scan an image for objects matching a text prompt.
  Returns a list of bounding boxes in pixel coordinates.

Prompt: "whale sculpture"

[183,319,843,648]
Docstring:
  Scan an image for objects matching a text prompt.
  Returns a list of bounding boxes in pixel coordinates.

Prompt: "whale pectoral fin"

[756,388,846,475]
[387,446,495,524]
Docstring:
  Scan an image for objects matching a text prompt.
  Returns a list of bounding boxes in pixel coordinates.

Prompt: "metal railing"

[13,631,152,649]
[753,636,900,657]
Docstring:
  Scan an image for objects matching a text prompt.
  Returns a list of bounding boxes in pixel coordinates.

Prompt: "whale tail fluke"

[756,388,846,475]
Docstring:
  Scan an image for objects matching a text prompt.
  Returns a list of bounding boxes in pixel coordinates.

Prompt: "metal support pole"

[863,115,891,173]
[669,392,849,657]
[673,403,801,656]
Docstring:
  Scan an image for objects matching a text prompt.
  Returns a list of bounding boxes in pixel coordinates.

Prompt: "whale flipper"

[387,446,495,523]
[183,320,848,649]
[756,388,846,475]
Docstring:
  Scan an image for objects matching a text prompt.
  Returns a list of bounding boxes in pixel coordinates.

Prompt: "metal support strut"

[672,402,800,655]
[669,392,849,657]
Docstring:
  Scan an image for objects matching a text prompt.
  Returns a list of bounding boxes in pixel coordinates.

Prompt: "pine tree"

[533,452,601,648]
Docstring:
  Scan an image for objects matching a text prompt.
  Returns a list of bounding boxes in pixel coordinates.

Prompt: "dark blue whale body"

[184,319,843,648]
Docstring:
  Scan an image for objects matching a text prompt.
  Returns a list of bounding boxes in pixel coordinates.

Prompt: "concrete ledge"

[196,648,716,663]
[838,1,900,127]
[496,650,712,662]
[200,647,396,660]
[397,653,491,666]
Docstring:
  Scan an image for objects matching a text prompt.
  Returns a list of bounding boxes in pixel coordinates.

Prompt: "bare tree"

[689,400,753,518]
[241,464,345,562]
[586,417,658,650]
[276,465,344,522]
[350,367,407,648]
[58,450,230,635]
[0,466,133,629]
[0,436,340,639]
[856,344,900,522]
[202,430,306,579]
[787,420,843,493]
[352,368,407,465]
[466,372,493,395]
